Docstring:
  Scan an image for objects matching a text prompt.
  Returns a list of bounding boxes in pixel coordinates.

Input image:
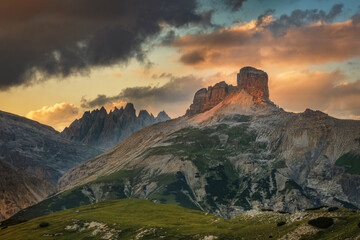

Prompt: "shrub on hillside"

[328,207,339,212]
[277,221,286,227]
[305,206,328,211]
[308,217,333,229]
[39,222,50,228]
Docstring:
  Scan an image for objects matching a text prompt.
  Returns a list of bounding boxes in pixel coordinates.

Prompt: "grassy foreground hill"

[1,199,360,240]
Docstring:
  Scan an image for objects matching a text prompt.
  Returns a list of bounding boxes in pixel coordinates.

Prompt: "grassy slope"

[335,152,360,175]
[1,199,359,240]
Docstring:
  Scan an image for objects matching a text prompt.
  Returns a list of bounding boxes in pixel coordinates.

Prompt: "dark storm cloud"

[161,30,179,45]
[0,0,207,90]
[266,4,343,36]
[221,0,248,11]
[256,9,275,27]
[179,50,206,65]
[81,75,203,108]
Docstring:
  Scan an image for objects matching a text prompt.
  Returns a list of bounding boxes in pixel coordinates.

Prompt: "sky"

[0,0,359,131]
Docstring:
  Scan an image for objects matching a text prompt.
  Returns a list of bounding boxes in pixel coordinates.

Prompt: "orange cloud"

[171,19,360,69]
[270,70,360,119]
[108,72,122,78]
[26,102,80,131]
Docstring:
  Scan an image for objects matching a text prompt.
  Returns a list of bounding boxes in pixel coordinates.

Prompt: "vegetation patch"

[328,207,339,212]
[308,217,334,229]
[277,221,286,227]
[273,159,286,169]
[305,206,327,211]
[335,152,360,175]
[2,199,360,240]
[39,222,50,228]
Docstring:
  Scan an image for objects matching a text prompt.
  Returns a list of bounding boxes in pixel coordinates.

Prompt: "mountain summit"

[237,66,269,103]
[13,67,360,221]
[62,104,170,149]
[186,67,270,116]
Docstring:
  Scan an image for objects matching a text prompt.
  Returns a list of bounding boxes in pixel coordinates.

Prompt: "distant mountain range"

[0,104,170,220]
[62,103,170,149]
[11,67,360,222]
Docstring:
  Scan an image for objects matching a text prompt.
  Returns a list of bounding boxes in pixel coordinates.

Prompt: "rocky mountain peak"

[62,104,171,149]
[186,66,270,116]
[237,66,269,103]
[156,111,170,121]
[138,110,152,120]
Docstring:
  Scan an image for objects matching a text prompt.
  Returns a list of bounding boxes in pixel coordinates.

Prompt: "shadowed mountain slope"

[62,103,170,149]
[0,110,102,220]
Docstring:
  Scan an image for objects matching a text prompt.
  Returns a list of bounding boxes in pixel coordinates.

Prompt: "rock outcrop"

[237,66,269,103]
[186,81,236,116]
[186,67,269,116]
[62,103,171,149]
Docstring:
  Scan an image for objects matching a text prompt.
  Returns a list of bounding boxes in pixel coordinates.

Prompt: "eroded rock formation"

[237,66,269,103]
[186,66,269,116]
[186,81,236,116]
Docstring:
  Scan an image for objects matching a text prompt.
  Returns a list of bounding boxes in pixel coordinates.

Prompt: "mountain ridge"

[62,103,170,149]
[11,66,360,221]
[0,110,103,220]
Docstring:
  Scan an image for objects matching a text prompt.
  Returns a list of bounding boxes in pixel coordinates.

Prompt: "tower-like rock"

[237,66,269,103]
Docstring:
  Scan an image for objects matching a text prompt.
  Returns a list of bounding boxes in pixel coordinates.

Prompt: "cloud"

[270,70,360,119]
[151,72,173,79]
[107,72,122,78]
[179,50,206,65]
[220,0,248,11]
[0,0,208,90]
[170,9,360,69]
[265,4,343,36]
[80,75,204,116]
[26,103,80,131]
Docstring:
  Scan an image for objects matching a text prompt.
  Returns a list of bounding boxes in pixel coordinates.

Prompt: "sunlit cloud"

[26,103,81,131]
[270,70,360,119]
[170,16,360,69]
[107,72,122,78]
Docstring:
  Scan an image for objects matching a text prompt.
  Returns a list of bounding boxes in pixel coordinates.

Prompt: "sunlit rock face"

[237,66,269,104]
[186,81,236,116]
[186,66,270,116]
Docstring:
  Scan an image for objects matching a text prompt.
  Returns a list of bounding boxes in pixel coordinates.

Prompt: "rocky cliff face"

[13,66,360,221]
[186,67,270,116]
[186,81,236,116]
[0,110,102,220]
[237,66,269,103]
[62,103,170,149]
[0,158,55,221]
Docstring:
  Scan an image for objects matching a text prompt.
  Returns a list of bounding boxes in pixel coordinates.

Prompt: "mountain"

[0,110,103,220]
[61,104,171,149]
[11,66,360,221]
[2,199,360,240]
[0,158,54,220]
